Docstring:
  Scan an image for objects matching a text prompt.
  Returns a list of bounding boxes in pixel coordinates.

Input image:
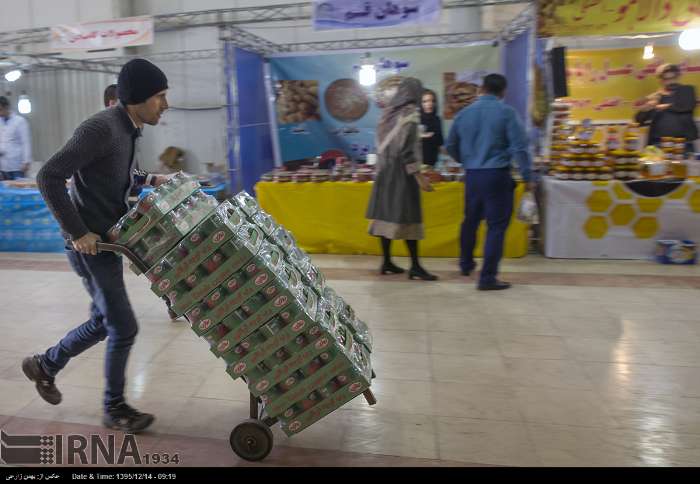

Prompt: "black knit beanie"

[117,59,168,105]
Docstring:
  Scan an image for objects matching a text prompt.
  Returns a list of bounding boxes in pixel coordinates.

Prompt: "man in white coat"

[0,96,32,180]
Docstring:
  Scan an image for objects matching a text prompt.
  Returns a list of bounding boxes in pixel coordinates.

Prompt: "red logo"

[227,280,238,290]
[292,320,305,332]
[187,274,197,284]
[211,292,221,302]
[158,279,171,291]
[285,376,296,386]
[212,230,226,243]
[218,340,230,352]
[337,375,348,384]
[281,311,290,320]
[274,296,288,308]
[246,264,257,273]
[242,341,250,350]
[320,352,330,361]
[190,233,201,243]
[284,409,295,418]
[315,337,329,350]
[234,362,246,374]
[349,382,362,393]
[256,381,269,392]
[309,326,320,336]
[198,319,212,331]
[255,273,269,286]
[288,421,302,433]
[154,265,164,274]
[265,286,276,296]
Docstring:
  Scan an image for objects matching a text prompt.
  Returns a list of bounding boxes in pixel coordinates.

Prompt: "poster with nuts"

[276,80,321,124]
[443,72,479,120]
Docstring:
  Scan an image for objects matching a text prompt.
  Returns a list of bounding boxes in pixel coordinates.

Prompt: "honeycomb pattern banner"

[543,178,700,259]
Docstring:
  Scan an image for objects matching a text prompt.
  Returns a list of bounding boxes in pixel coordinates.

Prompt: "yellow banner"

[565,46,700,121]
[539,0,700,37]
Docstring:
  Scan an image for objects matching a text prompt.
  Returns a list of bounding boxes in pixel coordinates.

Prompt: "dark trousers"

[460,168,515,284]
[41,248,138,411]
[0,170,24,180]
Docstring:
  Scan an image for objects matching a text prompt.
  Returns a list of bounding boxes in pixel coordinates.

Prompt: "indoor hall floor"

[1,251,700,467]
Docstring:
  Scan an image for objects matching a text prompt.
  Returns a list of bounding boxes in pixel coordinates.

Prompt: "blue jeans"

[460,168,515,285]
[1,170,24,180]
[41,248,138,411]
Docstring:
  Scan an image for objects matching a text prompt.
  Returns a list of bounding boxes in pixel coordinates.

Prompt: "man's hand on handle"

[72,232,102,256]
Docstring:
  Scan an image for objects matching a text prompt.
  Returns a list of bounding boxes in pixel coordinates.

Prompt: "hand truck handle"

[96,242,149,273]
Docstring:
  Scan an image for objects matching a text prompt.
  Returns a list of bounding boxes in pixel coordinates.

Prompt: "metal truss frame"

[0,51,121,74]
[0,1,531,46]
[272,32,496,53]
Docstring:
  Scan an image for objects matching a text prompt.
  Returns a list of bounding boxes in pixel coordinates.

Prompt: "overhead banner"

[312,0,441,30]
[564,46,700,121]
[538,0,700,37]
[268,44,500,162]
[50,16,154,50]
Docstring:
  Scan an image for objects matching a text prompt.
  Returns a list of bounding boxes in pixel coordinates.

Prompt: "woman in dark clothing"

[635,64,698,153]
[366,78,438,281]
[420,89,445,166]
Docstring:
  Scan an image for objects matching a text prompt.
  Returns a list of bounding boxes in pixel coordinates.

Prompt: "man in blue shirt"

[446,74,532,291]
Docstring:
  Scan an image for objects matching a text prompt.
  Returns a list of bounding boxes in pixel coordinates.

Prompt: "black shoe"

[478,280,512,291]
[408,267,438,281]
[460,265,476,276]
[103,402,155,433]
[380,262,405,275]
[22,355,62,405]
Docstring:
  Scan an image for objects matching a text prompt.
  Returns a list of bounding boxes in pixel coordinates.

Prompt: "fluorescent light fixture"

[679,29,700,50]
[643,44,654,60]
[359,64,376,87]
[18,95,31,114]
[4,70,21,82]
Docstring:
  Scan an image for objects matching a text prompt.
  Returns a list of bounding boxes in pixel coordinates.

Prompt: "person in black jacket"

[419,89,445,166]
[635,64,698,153]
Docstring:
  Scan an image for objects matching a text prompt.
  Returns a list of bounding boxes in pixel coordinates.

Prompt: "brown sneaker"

[22,355,62,405]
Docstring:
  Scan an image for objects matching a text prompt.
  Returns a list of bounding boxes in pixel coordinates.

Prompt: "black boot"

[379,237,405,275]
[406,240,438,281]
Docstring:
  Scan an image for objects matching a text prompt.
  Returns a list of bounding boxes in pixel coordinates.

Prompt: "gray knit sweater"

[37,105,154,241]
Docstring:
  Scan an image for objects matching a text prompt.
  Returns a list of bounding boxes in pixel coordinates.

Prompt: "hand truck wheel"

[229,419,274,461]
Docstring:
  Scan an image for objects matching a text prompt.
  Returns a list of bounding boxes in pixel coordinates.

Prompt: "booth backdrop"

[565,46,700,122]
[268,44,501,163]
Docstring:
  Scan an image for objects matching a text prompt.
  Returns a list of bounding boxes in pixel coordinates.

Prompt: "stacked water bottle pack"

[107,177,374,436]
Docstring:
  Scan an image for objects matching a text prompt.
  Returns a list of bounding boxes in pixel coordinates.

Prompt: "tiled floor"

[1,251,700,466]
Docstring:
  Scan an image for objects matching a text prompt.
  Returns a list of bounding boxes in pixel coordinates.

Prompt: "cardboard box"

[223,288,319,379]
[278,369,370,436]
[246,317,352,399]
[147,201,246,296]
[207,260,304,357]
[168,223,265,316]
[108,173,199,246]
[185,242,289,334]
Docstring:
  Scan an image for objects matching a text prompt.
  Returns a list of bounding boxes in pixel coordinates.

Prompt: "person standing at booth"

[366,77,438,281]
[446,73,532,291]
[0,96,32,180]
[635,64,698,154]
[419,89,444,167]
